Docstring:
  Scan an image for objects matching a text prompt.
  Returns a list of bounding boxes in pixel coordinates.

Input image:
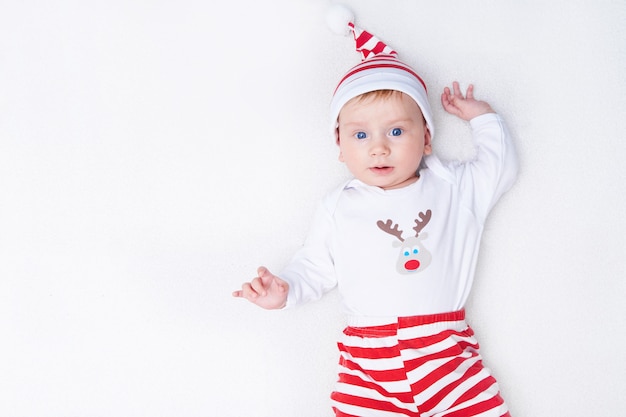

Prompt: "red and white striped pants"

[331,310,510,417]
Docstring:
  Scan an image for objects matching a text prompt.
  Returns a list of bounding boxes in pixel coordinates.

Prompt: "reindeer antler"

[413,210,432,237]
[377,219,404,242]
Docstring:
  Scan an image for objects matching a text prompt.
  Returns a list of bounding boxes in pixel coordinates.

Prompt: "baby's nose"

[369,138,390,155]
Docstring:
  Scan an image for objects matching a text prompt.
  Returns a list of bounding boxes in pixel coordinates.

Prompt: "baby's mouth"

[370,166,393,174]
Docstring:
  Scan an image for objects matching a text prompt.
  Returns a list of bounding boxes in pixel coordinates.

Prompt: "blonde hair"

[354,89,398,102]
[349,90,426,123]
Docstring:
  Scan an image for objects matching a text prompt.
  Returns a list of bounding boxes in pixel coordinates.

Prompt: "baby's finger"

[465,84,475,100]
[232,289,243,298]
[257,266,274,286]
[272,275,289,292]
[250,277,267,297]
[275,281,288,294]
[452,81,462,97]
[239,282,258,299]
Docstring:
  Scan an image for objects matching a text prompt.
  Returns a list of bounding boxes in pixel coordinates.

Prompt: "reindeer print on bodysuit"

[376,210,432,275]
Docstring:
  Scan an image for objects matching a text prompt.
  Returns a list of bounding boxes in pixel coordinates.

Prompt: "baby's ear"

[336,129,345,161]
[423,125,433,155]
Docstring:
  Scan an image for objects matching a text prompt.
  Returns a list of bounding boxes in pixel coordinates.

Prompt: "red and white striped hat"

[327,4,434,140]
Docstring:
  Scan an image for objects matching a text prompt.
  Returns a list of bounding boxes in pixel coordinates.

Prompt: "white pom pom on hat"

[327,4,434,141]
[326,3,354,36]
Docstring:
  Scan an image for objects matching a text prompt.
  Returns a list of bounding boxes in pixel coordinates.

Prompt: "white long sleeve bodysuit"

[280,113,518,318]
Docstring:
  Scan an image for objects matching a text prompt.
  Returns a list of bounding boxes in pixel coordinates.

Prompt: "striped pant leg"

[398,312,510,417]
[331,323,420,416]
[330,311,510,417]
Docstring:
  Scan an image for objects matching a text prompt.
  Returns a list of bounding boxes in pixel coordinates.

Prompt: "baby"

[234,5,518,416]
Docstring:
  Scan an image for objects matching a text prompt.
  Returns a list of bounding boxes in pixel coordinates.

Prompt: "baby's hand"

[441,81,494,121]
[232,266,289,310]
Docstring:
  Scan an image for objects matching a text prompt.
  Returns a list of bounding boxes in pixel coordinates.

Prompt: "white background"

[1,0,625,416]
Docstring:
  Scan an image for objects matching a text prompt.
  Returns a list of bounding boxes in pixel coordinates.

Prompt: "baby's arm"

[441,81,494,120]
[232,266,289,310]
[440,81,519,219]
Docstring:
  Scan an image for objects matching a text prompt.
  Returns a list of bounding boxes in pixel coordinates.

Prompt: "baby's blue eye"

[356,131,367,140]
[390,128,403,137]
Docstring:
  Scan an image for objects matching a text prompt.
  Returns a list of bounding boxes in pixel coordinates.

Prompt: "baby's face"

[337,91,431,190]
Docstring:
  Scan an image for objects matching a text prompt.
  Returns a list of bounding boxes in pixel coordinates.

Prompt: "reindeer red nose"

[404,260,420,271]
